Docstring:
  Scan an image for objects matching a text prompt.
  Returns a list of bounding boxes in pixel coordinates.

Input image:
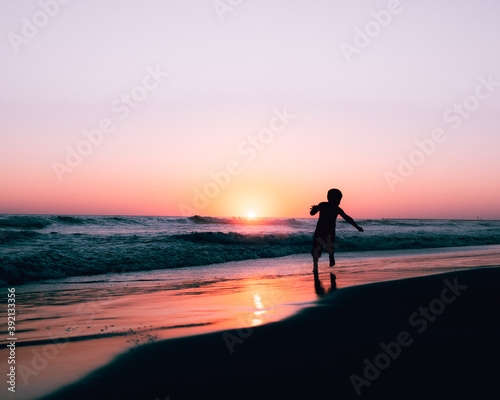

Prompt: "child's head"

[327,188,342,205]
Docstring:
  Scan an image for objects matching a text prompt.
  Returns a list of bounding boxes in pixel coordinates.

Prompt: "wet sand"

[40,266,500,400]
[1,245,499,399]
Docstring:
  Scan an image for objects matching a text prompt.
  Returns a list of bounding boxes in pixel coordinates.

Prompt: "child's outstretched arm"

[310,205,320,216]
[339,208,364,232]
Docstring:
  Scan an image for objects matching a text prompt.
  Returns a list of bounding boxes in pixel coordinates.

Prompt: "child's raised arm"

[339,208,364,232]
[310,205,319,216]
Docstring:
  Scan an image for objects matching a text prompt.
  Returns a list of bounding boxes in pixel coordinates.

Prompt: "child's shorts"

[311,232,335,258]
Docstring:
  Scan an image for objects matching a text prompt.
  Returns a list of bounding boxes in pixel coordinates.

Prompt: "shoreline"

[39,266,500,400]
[13,243,500,290]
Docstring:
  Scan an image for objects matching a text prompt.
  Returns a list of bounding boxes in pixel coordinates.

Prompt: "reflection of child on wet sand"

[313,271,337,297]
[310,189,363,273]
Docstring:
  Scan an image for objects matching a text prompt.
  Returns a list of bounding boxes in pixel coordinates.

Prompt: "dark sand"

[41,267,500,400]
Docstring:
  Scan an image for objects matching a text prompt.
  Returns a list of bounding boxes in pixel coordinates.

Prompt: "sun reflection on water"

[252,292,267,326]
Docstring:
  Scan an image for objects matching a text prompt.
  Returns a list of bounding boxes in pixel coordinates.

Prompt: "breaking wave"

[1,215,500,285]
[2,227,500,285]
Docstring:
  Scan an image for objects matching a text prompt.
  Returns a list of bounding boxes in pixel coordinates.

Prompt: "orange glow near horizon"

[1,125,499,220]
[1,175,500,220]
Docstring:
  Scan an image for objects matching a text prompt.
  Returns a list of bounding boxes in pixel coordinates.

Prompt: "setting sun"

[247,211,256,219]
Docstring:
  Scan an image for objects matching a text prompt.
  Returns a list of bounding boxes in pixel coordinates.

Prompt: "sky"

[1,0,499,219]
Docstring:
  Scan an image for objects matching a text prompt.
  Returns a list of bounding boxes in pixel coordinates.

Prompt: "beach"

[39,265,500,400]
[1,244,499,400]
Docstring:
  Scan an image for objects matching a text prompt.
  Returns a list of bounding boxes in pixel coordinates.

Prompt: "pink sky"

[1,1,499,219]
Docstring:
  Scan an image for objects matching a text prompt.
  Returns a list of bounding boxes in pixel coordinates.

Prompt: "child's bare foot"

[329,254,335,267]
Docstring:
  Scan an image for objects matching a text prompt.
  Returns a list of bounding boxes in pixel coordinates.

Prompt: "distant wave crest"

[104,216,139,224]
[0,215,144,229]
[56,216,87,224]
[187,215,304,227]
[0,216,52,229]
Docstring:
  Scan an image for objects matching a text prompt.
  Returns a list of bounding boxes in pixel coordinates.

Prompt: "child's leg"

[311,235,322,272]
[325,234,335,267]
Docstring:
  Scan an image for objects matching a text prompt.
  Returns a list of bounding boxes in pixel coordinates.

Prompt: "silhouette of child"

[310,188,363,272]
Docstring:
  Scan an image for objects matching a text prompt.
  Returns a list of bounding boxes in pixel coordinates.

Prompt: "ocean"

[1,214,500,286]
